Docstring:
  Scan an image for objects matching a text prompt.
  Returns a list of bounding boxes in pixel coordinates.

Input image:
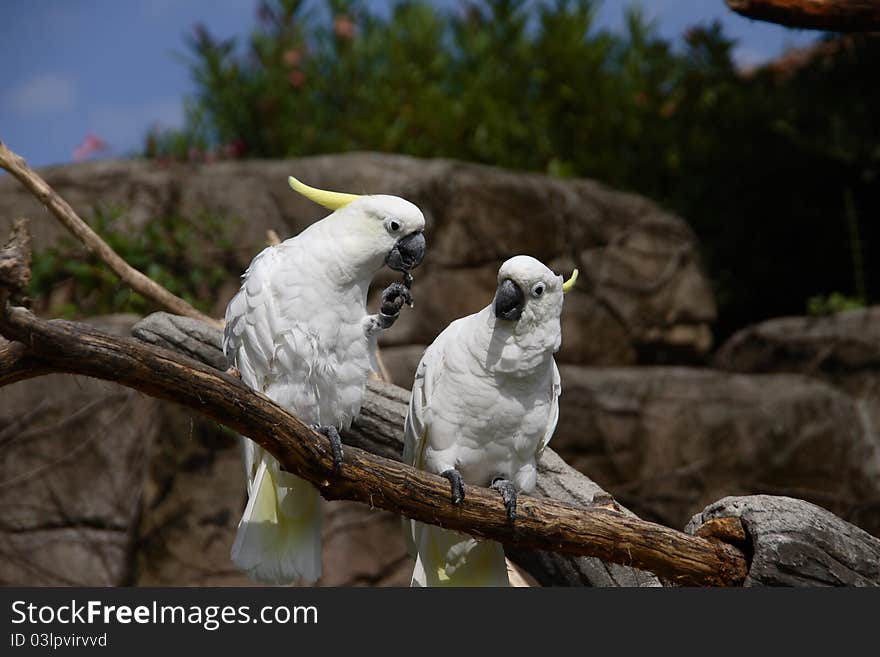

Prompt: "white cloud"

[89,98,184,152]
[6,73,77,115]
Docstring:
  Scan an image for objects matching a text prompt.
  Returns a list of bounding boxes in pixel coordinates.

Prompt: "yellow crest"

[562,269,578,294]
[288,176,362,210]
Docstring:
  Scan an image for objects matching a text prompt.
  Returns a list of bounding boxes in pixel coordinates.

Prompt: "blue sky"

[1,1,822,168]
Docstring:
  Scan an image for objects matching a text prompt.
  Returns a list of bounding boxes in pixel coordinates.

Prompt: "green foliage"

[29,207,242,318]
[807,292,865,317]
[151,0,880,335]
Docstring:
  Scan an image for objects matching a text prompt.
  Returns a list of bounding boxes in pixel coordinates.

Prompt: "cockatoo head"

[492,255,577,334]
[288,176,426,276]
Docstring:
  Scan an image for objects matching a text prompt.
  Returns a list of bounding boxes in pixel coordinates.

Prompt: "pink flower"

[72,133,108,161]
[334,15,355,39]
[288,70,306,88]
[283,49,302,67]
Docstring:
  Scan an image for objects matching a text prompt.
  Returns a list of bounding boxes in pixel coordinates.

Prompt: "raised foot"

[491,478,517,522]
[381,282,414,315]
[312,424,343,473]
[441,469,466,505]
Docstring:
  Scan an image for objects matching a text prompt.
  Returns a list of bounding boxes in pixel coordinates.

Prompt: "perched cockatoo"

[224,177,426,584]
[403,255,576,586]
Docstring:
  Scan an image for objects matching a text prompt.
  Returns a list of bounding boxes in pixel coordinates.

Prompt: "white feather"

[223,195,425,585]
[403,255,564,587]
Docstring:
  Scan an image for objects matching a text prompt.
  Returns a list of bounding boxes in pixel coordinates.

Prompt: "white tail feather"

[231,458,322,584]
[410,521,509,587]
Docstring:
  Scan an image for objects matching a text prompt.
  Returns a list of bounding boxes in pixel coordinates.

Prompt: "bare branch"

[0,141,221,328]
[725,0,880,31]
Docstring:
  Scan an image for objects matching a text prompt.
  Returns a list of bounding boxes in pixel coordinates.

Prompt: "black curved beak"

[386,231,426,272]
[493,278,524,321]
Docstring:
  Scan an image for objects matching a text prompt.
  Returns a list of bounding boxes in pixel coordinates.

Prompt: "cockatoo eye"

[385,218,401,233]
[531,283,545,298]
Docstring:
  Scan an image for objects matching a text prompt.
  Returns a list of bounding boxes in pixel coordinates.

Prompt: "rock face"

[552,366,880,537]
[713,308,880,535]
[0,154,716,364]
[714,307,880,414]
[0,315,155,585]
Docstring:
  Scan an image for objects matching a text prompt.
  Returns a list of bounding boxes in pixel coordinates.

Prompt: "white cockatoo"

[403,255,576,586]
[224,177,426,584]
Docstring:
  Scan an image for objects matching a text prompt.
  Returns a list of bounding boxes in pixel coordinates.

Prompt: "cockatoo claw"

[491,478,517,522]
[313,424,344,473]
[441,469,466,505]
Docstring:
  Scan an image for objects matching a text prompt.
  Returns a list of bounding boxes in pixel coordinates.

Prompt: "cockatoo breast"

[422,312,556,490]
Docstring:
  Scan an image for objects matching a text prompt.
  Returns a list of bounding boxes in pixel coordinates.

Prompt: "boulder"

[0,315,154,585]
[0,154,716,364]
[714,306,880,400]
[553,366,880,537]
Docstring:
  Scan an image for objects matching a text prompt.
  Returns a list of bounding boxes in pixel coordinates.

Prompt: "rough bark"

[686,495,880,586]
[725,0,880,31]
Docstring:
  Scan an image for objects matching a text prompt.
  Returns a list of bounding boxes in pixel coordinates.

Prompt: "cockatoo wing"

[224,246,284,487]
[223,244,324,584]
[537,359,562,458]
[402,319,464,469]
[402,320,464,556]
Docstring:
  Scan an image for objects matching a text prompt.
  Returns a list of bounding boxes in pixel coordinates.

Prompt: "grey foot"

[492,478,517,522]
[441,469,465,505]
[312,424,343,473]
[381,282,413,314]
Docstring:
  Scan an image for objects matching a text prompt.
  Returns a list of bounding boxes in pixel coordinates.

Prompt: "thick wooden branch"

[725,0,880,31]
[687,495,880,586]
[0,306,747,586]
[0,141,220,328]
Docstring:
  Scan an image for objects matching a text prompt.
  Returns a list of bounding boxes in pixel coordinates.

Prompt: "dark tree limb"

[686,495,880,586]
[725,0,880,31]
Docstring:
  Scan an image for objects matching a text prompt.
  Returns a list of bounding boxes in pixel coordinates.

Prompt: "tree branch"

[0,229,747,586]
[725,0,880,31]
[0,141,221,328]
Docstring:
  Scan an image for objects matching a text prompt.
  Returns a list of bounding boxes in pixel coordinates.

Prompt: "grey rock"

[714,307,880,388]
[554,366,880,537]
[0,314,153,585]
